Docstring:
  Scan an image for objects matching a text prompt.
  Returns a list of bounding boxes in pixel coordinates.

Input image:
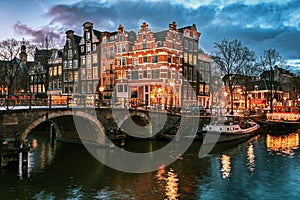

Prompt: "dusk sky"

[0,0,299,68]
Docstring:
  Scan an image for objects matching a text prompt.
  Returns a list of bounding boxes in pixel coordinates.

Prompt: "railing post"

[49,94,52,109]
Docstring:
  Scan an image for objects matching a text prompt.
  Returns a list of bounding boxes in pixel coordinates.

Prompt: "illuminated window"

[58,66,62,75]
[93,67,98,79]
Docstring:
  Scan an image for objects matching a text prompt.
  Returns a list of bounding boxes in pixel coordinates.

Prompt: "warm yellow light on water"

[266,133,299,156]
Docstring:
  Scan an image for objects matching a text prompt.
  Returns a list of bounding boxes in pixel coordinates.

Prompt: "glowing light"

[266,133,299,156]
[247,143,255,172]
[221,154,231,179]
[165,169,179,200]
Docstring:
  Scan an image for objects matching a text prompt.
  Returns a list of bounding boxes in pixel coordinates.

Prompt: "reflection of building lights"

[155,166,179,200]
[247,143,255,172]
[165,169,179,200]
[266,133,299,156]
[221,154,231,179]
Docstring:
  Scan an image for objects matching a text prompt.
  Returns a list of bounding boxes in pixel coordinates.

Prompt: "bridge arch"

[112,109,167,138]
[21,110,107,145]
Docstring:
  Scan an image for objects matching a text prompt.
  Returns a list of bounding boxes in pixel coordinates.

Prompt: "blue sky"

[0,0,299,68]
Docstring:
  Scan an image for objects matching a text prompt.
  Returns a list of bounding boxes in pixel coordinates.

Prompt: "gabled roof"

[153,30,168,43]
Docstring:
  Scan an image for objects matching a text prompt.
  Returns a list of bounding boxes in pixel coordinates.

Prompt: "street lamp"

[98,86,104,107]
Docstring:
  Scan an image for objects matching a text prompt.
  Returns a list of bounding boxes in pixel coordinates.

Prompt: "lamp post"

[98,86,104,108]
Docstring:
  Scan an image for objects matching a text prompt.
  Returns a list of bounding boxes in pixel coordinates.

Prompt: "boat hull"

[201,127,259,144]
[257,120,300,130]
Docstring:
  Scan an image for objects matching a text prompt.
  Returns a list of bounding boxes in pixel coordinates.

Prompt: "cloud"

[14,0,300,60]
[13,21,62,46]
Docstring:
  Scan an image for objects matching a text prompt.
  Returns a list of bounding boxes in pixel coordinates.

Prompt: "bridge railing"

[0,94,185,114]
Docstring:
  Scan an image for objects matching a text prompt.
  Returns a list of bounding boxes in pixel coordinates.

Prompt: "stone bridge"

[0,107,181,146]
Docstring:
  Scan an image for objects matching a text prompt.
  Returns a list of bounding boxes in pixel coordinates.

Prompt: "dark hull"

[257,120,300,130]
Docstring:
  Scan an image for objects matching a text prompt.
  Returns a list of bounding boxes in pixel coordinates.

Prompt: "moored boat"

[257,106,300,130]
[201,115,260,144]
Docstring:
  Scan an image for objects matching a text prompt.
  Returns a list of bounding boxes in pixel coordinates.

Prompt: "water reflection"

[155,166,179,200]
[247,143,255,172]
[266,133,299,156]
[220,154,231,179]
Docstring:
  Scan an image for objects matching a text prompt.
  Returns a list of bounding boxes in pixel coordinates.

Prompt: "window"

[133,58,138,66]
[64,72,69,82]
[152,55,158,63]
[143,70,147,78]
[53,66,57,76]
[189,54,193,64]
[87,43,91,52]
[143,34,146,40]
[58,66,62,75]
[118,45,121,53]
[92,54,98,64]
[142,42,147,49]
[87,69,92,79]
[81,56,86,65]
[103,48,106,59]
[122,44,126,52]
[119,35,123,42]
[122,57,126,65]
[189,41,193,50]
[81,46,84,53]
[103,36,106,44]
[68,50,73,59]
[118,85,123,92]
[184,40,188,49]
[49,82,53,90]
[93,44,97,51]
[74,71,78,81]
[131,71,138,80]
[143,56,148,63]
[74,60,78,69]
[193,55,197,65]
[81,69,86,80]
[49,67,53,76]
[86,32,90,40]
[88,82,93,93]
[87,55,91,66]
[152,69,160,79]
[109,47,114,58]
[93,67,98,79]
[167,56,172,63]
[68,61,72,69]
[184,53,188,63]
[63,61,67,69]
[68,39,72,48]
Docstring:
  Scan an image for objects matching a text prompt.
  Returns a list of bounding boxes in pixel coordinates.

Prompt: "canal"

[1,129,300,200]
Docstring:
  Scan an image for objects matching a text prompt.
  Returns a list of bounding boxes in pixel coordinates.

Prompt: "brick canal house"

[113,22,212,110]
[45,21,211,109]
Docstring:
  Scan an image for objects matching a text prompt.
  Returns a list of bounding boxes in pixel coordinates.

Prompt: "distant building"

[47,49,63,95]
[29,48,51,95]
[78,22,102,105]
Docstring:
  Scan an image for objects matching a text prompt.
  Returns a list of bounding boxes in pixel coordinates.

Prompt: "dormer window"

[119,35,123,42]
[103,36,106,44]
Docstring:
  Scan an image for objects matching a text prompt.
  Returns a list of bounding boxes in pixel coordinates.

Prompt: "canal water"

[1,129,300,200]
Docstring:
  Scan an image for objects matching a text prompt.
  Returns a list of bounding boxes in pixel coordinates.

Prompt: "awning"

[252,99,266,104]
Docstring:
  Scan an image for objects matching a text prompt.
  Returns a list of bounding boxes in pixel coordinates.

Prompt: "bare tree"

[259,48,285,111]
[239,47,259,109]
[211,39,251,113]
[0,39,35,95]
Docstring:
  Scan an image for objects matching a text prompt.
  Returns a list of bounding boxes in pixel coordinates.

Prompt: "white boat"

[202,115,260,144]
